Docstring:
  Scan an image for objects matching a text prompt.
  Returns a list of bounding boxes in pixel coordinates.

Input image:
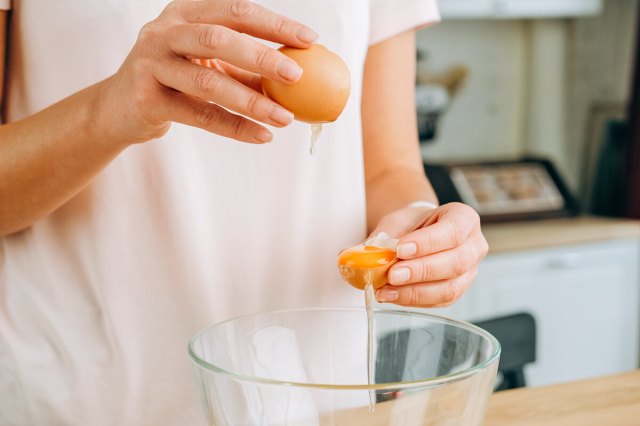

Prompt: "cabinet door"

[429,239,640,386]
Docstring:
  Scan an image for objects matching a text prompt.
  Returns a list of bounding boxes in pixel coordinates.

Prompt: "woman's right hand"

[96,0,317,147]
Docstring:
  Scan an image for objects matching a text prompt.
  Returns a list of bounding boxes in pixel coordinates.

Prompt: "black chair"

[473,312,537,391]
[374,311,536,401]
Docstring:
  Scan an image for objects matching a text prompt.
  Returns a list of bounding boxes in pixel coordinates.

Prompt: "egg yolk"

[338,245,396,268]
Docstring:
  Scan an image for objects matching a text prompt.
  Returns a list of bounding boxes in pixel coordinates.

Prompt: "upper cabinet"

[439,0,602,19]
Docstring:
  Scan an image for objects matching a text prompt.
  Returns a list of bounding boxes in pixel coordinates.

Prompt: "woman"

[0,1,488,424]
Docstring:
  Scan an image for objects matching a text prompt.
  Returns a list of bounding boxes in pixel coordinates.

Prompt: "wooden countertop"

[484,370,640,425]
[482,216,640,254]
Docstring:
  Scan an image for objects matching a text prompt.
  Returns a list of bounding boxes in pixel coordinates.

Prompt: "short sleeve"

[0,0,11,10]
[369,0,440,46]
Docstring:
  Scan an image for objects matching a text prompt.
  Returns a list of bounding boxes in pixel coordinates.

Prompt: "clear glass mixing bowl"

[189,308,500,425]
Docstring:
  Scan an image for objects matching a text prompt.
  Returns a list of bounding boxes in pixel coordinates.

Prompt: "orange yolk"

[338,245,396,268]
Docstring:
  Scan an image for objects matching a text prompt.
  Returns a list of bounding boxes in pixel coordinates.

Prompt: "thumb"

[369,206,437,240]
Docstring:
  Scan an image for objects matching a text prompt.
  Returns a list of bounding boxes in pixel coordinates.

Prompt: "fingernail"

[397,243,417,258]
[276,60,303,82]
[254,129,273,143]
[270,107,294,125]
[390,267,410,285]
[296,27,318,43]
[376,289,399,303]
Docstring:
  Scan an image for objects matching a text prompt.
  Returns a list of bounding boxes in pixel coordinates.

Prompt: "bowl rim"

[187,307,501,391]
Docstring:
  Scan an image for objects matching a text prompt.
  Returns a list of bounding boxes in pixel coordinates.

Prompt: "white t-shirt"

[0,1,439,424]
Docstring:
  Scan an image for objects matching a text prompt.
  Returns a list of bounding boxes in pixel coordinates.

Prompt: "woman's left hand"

[372,202,489,307]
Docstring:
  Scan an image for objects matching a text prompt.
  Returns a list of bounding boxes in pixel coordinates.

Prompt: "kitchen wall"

[416,20,528,162]
[417,0,638,195]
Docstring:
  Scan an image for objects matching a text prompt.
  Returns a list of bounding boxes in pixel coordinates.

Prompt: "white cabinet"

[430,238,640,387]
[438,0,602,19]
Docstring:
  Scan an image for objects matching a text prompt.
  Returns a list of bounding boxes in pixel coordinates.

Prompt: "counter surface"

[482,216,640,253]
[484,370,640,425]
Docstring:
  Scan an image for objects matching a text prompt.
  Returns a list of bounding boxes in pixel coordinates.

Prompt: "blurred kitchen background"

[415,0,640,390]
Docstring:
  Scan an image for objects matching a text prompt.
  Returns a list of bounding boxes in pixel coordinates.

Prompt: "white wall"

[416,20,528,162]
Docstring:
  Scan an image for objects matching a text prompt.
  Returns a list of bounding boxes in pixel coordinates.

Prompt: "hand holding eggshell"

[94,0,323,147]
[372,203,489,308]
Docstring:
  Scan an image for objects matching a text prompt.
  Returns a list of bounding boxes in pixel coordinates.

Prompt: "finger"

[396,203,480,259]
[370,205,436,240]
[191,59,262,92]
[169,24,303,83]
[388,235,485,284]
[154,58,294,127]
[376,269,478,307]
[213,60,263,92]
[180,0,317,48]
[191,58,221,72]
[157,89,273,144]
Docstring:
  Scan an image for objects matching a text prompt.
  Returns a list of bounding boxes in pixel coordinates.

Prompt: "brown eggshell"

[262,44,351,123]
[338,259,398,291]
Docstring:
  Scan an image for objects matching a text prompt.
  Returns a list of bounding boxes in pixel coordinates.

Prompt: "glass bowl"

[189,308,500,425]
